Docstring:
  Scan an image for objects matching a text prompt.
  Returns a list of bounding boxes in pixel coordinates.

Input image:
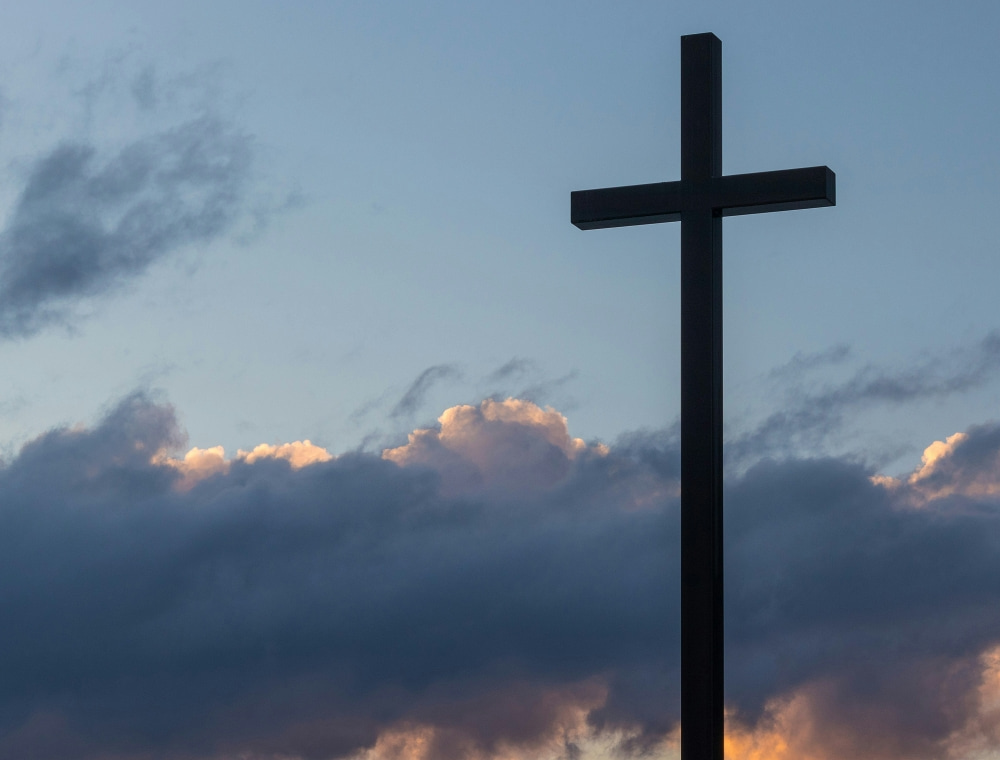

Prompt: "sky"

[1,1,1000,758]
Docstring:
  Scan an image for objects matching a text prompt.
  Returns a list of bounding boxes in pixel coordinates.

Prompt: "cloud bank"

[0,394,999,759]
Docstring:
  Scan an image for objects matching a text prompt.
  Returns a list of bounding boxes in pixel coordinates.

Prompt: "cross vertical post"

[679,32,724,760]
[570,32,835,760]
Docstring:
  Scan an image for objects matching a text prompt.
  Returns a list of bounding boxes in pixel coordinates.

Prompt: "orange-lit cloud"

[723,683,900,760]
[871,429,1000,504]
[721,644,1000,760]
[237,439,334,468]
[156,445,228,491]
[348,678,682,760]
[157,439,333,490]
[942,645,1000,760]
[910,432,970,484]
[383,398,607,497]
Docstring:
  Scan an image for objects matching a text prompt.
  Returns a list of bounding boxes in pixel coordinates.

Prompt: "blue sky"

[2,2,1000,759]
[0,0,997,466]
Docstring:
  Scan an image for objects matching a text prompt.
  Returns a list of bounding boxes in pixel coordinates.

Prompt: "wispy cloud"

[0,56,296,341]
[729,332,1000,466]
[514,369,579,408]
[484,357,536,385]
[766,343,851,381]
[480,357,578,411]
[390,363,463,419]
[0,115,252,338]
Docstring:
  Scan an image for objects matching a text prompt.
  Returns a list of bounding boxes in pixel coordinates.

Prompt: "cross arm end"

[720,166,835,217]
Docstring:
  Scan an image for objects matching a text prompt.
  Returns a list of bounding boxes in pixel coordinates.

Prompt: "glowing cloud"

[910,432,970,484]
[348,680,610,760]
[156,445,228,491]
[237,439,334,468]
[158,439,333,490]
[944,645,1000,759]
[723,646,1000,760]
[872,429,1000,503]
[383,398,606,497]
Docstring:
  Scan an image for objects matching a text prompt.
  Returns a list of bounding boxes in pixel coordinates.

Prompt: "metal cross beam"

[570,33,835,760]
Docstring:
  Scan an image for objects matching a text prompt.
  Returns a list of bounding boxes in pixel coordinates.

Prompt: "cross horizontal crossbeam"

[571,166,835,230]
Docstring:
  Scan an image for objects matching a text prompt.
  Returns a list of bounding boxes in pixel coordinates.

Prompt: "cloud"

[0,393,677,759]
[383,397,606,497]
[130,65,158,111]
[158,444,229,490]
[157,439,333,491]
[239,439,333,468]
[874,424,1000,505]
[2,393,1000,758]
[390,364,463,419]
[0,113,253,338]
[766,344,851,381]
[729,332,1000,465]
[484,357,537,385]
[479,358,578,411]
[514,370,579,409]
[722,449,1000,759]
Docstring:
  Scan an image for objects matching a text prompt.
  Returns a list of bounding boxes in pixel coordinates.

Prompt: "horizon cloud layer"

[0,394,998,759]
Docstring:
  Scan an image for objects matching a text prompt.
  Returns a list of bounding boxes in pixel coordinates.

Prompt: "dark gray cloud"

[725,452,1000,756]
[0,393,673,759]
[1,393,1000,758]
[390,364,463,418]
[0,113,253,338]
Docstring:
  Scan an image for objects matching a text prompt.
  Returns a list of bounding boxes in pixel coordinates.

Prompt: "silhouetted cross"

[571,32,835,760]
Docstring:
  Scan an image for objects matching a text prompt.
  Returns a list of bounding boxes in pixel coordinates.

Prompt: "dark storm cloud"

[2,393,1000,758]
[390,364,463,418]
[730,332,1000,465]
[0,115,253,338]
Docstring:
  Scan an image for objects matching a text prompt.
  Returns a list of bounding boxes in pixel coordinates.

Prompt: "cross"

[571,33,835,760]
